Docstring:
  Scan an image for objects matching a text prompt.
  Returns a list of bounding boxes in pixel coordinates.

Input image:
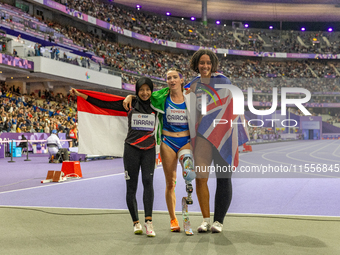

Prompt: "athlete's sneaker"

[134,222,143,235]
[170,218,180,232]
[211,221,223,233]
[197,221,211,232]
[144,221,156,237]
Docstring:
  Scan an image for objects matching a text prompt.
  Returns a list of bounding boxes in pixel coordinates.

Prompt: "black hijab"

[134,77,154,114]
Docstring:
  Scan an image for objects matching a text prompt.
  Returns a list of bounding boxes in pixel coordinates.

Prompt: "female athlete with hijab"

[71,77,158,237]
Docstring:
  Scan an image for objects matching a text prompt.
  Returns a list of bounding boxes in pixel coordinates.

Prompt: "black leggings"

[212,146,232,224]
[123,143,155,222]
[197,133,232,224]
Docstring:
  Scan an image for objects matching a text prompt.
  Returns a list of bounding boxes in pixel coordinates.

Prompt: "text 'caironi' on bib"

[166,108,188,126]
[131,113,155,131]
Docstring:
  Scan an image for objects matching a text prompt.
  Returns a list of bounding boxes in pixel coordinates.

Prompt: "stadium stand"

[1,0,340,142]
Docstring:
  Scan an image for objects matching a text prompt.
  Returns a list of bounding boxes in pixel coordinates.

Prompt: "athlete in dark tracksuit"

[72,78,158,236]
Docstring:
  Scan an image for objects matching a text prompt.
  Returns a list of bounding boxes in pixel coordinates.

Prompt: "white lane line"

[0,205,127,211]
[240,142,319,166]
[0,206,199,214]
[332,142,340,158]
[239,143,328,177]
[1,205,339,218]
[309,140,340,162]
[261,142,315,165]
[0,173,124,195]
[239,158,262,166]
[0,165,168,196]
[285,140,339,164]
[242,140,309,153]
[258,142,340,177]
[240,140,326,158]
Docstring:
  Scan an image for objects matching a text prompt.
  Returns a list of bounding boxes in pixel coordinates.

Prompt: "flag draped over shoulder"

[77,89,128,156]
[187,73,249,167]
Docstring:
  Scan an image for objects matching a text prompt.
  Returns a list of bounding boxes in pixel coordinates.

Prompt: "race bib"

[131,114,155,131]
[166,108,188,125]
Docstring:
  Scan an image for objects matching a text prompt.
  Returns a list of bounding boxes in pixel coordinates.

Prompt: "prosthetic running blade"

[182,197,194,236]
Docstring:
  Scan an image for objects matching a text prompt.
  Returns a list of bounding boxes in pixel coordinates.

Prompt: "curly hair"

[189,49,219,74]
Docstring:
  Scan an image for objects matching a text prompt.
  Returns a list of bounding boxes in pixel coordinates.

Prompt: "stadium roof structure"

[113,0,340,21]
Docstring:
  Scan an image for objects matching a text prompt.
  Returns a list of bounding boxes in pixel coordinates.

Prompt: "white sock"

[203,217,210,224]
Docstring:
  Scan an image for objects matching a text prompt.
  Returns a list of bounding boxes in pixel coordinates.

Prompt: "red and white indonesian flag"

[77,90,128,156]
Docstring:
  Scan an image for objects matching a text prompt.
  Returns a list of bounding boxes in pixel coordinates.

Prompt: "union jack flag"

[186,73,249,167]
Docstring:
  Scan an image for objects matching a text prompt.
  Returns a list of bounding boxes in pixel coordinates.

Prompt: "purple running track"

[0,140,339,216]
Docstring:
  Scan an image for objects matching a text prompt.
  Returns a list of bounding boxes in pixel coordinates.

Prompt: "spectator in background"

[17,134,28,152]
[68,123,78,147]
[34,43,39,56]
[0,119,3,133]
[36,123,44,133]
[81,57,86,67]
[13,49,18,57]
[50,46,55,59]
[29,125,36,133]
[38,44,43,56]
[56,48,60,60]
[4,119,11,132]
[44,124,50,133]
[46,129,62,162]
[21,125,27,133]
